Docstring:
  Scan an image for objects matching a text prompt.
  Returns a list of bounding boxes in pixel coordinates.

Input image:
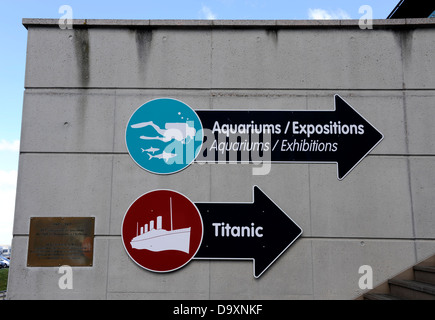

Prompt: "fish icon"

[142,147,160,154]
[148,152,177,162]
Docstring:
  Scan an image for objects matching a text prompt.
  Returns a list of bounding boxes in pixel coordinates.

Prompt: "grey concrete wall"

[8,19,435,299]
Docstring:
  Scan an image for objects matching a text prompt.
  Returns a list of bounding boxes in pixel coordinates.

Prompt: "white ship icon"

[130,197,191,254]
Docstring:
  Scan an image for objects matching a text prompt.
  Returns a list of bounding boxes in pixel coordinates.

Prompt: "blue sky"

[0,0,399,244]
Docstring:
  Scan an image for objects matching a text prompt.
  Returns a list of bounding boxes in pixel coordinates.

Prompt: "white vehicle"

[1,246,11,259]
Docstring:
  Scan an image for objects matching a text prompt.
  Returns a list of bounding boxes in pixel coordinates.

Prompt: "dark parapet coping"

[22,18,435,30]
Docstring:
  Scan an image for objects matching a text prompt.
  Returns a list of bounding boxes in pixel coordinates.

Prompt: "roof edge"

[22,18,435,29]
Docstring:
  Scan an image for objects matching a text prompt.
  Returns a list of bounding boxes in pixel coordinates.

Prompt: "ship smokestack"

[157,216,162,230]
[150,220,155,230]
[140,227,144,235]
[170,197,173,231]
[144,224,148,233]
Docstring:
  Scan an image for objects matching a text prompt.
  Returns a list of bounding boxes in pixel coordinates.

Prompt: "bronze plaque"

[27,217,94,267]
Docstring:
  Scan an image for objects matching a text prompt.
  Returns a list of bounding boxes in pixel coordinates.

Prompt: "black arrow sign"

[194,186,303,278]
[196,95,384,180]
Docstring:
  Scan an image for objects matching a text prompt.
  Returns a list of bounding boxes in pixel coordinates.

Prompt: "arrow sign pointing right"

[194,186,303,278]
[196,95,384,180]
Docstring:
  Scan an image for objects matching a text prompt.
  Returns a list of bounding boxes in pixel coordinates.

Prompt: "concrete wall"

[7,19,435,299]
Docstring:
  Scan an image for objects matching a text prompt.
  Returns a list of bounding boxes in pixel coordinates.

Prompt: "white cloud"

[308,8,351,20]
[201,5,217,20]
[0,139,20,152]
[0,170,18,188]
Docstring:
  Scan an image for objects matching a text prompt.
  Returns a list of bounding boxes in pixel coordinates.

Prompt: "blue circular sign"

[126,98,203,175]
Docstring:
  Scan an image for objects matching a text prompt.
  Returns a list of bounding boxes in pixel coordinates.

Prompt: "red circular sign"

[122,190,203,273]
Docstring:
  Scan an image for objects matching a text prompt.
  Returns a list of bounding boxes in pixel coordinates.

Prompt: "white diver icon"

[131,121,196,144]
